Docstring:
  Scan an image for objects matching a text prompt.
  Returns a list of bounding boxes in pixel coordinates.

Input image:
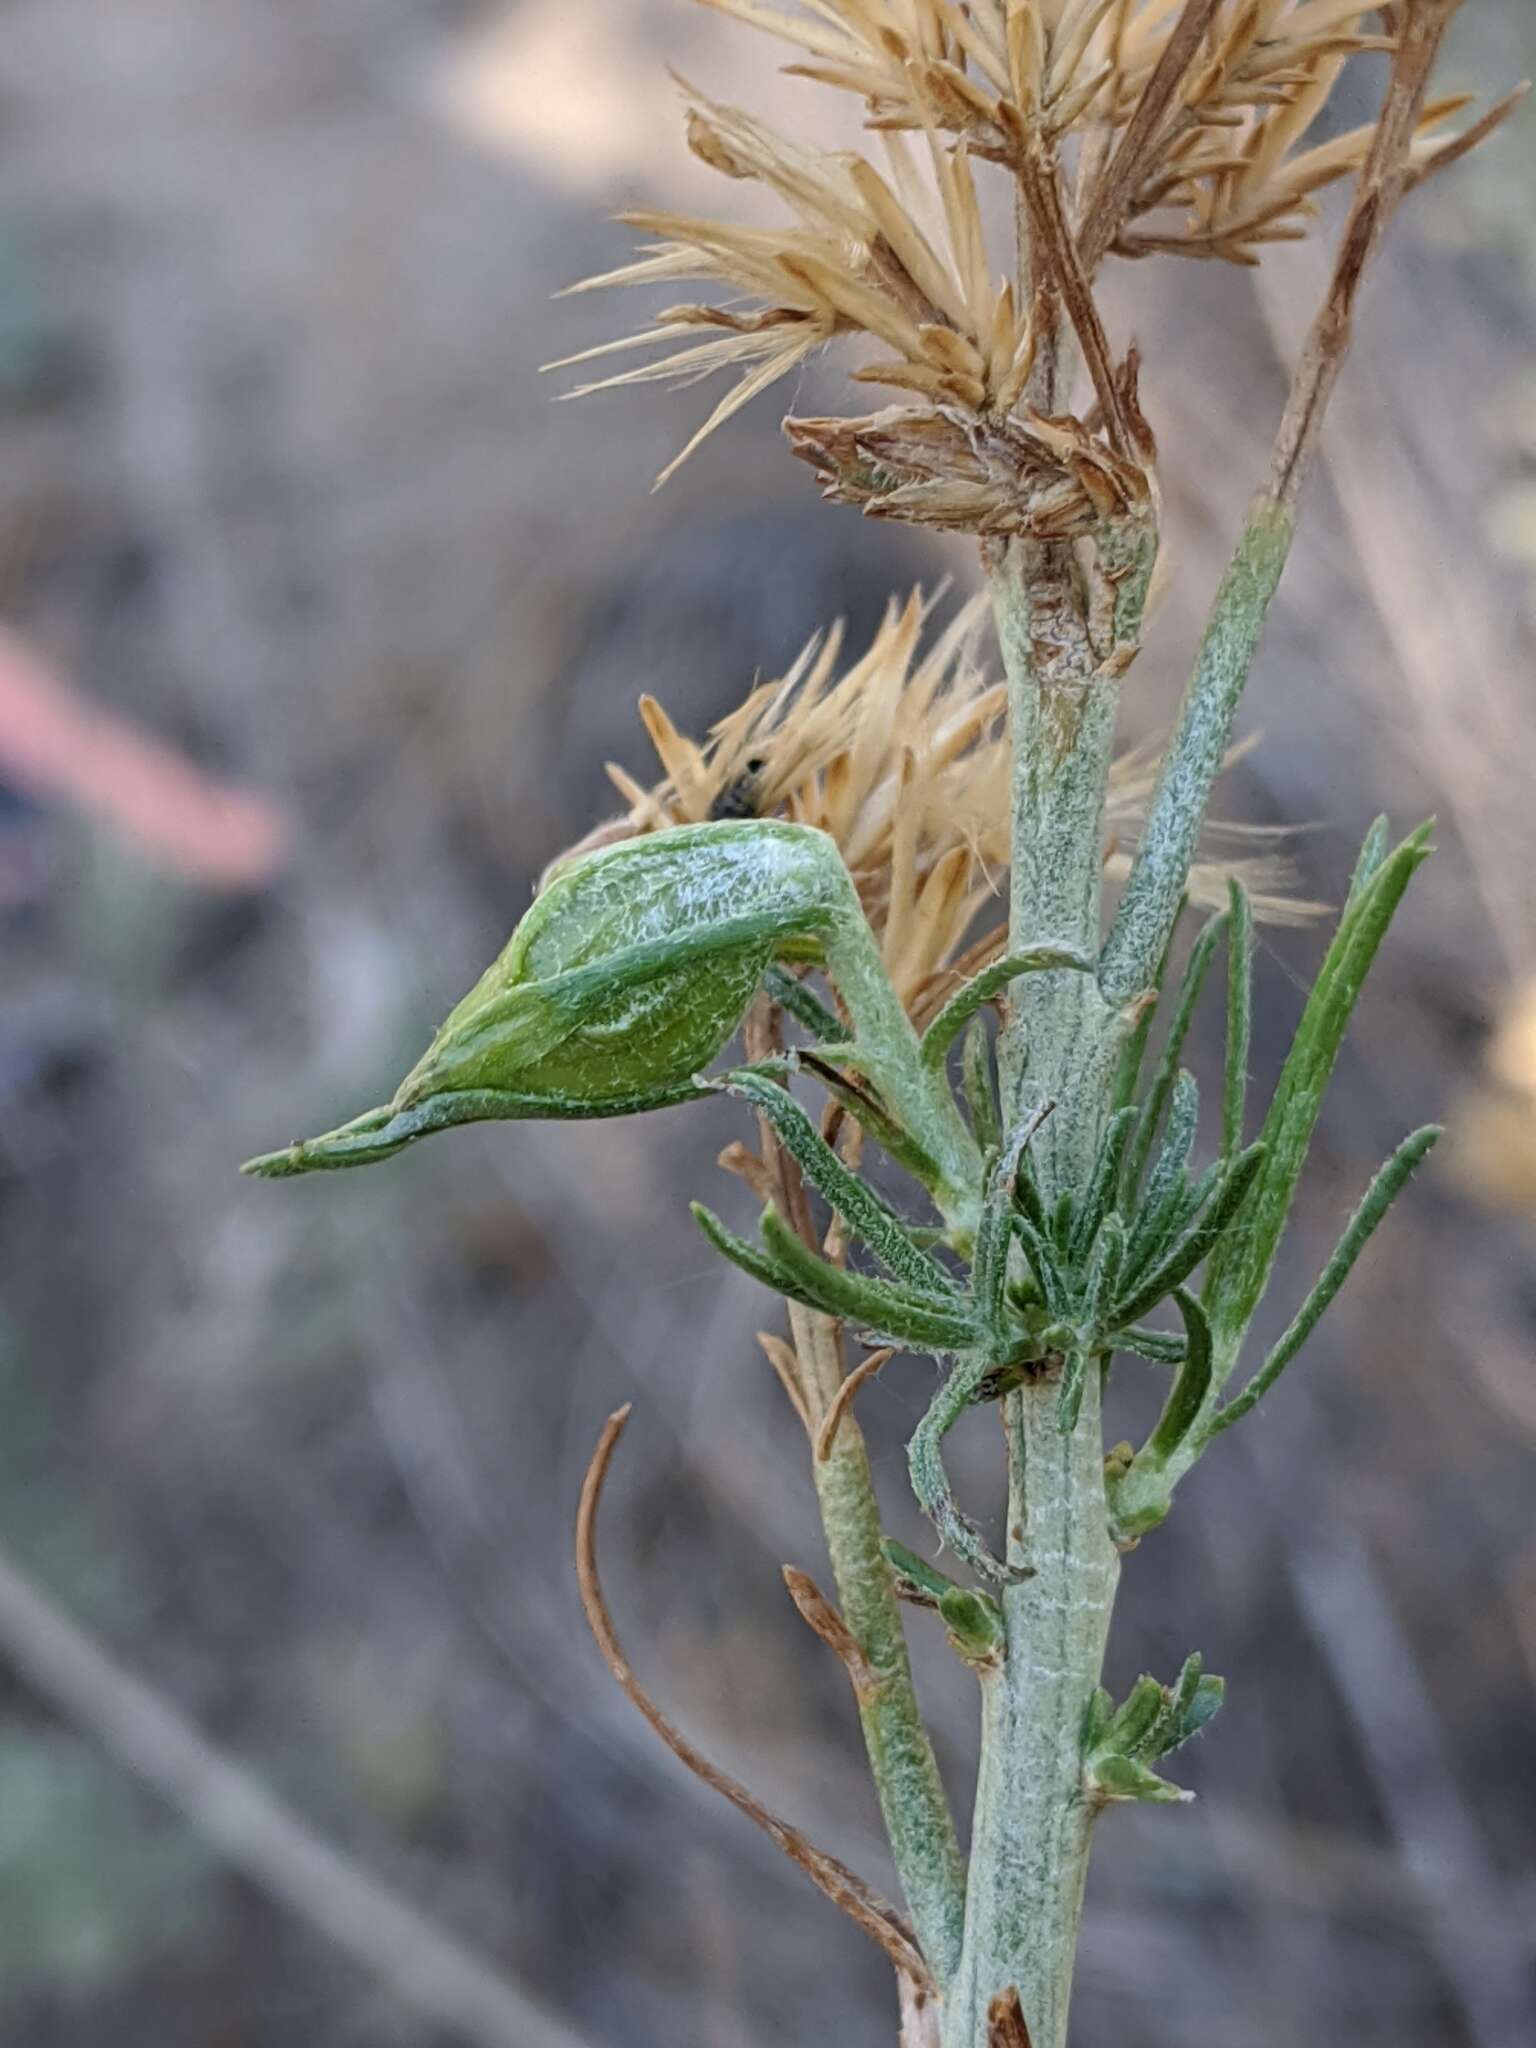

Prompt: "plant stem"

[790,1303,969,1990]
[989,540,1124,1193]
[941,1369,1119,2048]
[935,538,1136,2046]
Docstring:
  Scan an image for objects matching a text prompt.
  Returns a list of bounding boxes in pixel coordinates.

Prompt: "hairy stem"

[989,540,1124,1195]
[941,1369,1120,2048]
[792,1304,968,1990]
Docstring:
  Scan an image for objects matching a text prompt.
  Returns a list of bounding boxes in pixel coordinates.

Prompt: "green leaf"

[1100,498,1296,1008]
[961,1016,1002,1155]
[1142,1290,1213,1463]
[1346,814,1390,911]
[1110,906,1184,1118]
[1081,1687,1115,1753]
[1223,880,1253,1160]
[919,947,1092,1070]
[881,1538,960,1607]
[1055,1346,1089,1434]
[1088,1754,1191,1805]
[1104,1676,1165,1759]
[938,1585,1005,1661]
[765,965,843,1042]
[1202,822,1432,1344]
[693,1203,977,1350]
[1081,1214,1127,1334]
[1070,1106,1139,1265]
[1205,1124,1441,1438]
[759,1207,981,1350]
[720,1070,958,1295]
[1105,1325,1188,1367]
[1113,1143,1265,1328]
[908,1352,1011,1583]
[1126,916,1227,1198]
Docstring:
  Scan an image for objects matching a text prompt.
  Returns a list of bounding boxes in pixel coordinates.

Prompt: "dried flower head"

[553,593,1312,1022]
[552,3,1519,495]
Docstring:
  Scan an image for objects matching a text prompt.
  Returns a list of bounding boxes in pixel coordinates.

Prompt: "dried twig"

[782,1566,880,1699]
[1269,0,1465,509]
[576,1406,933,1992]
[816,1347,896,1463]
[757,1329,814,1436]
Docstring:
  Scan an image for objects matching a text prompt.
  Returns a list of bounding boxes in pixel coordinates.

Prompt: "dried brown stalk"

[816,1347,896,1463]
[1270,0,1467,510]
[575,1404,933,1991]
[782,1566,881,1699]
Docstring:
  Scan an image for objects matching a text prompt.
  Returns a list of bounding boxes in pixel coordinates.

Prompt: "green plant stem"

[941,1368,1120,2048]
[989,540,1127,1195]
[791,1304,968,1988]
[933,535,1144,2047]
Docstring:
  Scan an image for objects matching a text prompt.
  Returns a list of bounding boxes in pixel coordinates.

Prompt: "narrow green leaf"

[1223,880,1253,1160]
[1014,1213,1072,1321]
[1056,1346,1088,1434]
[1127,916,1226,1198]
[1346,814,1390,911]
[1143,1289,1214,1462]
[1105,1325,1188,1367]
[1100,498,1296,1008]
[908,1353,1009,1582]
[1082,1214,1127,1333]
[1206,1124,1441,1438]
[722,1070,958,1295]
[881,1538,960,1606]
[1203,823,1433,1344]
[1110,906,1184,1117]
[1071,1106,1140,1264]
[765,964,843,1042]
[919,947,1092,1069]
[759,1207,980,1350]
[1113,1142,1266,1327]
[961,1016,1002,1155]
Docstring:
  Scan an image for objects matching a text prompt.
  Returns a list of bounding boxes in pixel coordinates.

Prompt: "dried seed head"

[553,596,1315,1019]
[552,4,1516,503]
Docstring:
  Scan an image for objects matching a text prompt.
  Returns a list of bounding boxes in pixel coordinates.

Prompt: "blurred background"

[0,3,1532,2044]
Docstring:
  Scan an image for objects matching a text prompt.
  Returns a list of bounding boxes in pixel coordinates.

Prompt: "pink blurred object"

[0,621,287,889]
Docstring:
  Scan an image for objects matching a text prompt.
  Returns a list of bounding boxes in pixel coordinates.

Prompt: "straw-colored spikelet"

[551,592,1312,1022]
[551,3,1519,490]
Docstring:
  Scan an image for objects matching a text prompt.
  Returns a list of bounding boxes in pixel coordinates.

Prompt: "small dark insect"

[710,755,769,821]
